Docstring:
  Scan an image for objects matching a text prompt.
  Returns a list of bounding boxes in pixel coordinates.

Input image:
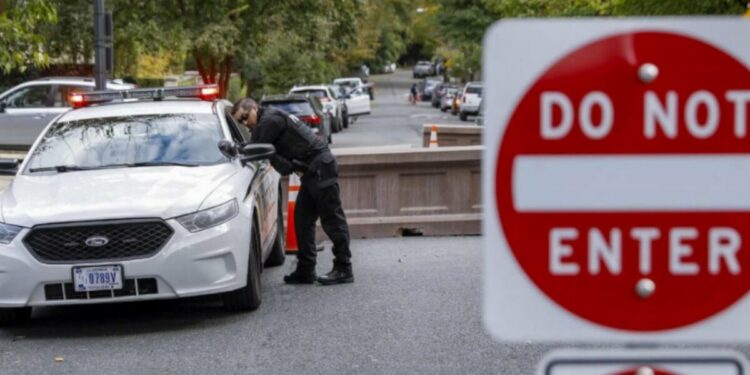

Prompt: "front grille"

[44,278,159,300]
[24,220,173,263]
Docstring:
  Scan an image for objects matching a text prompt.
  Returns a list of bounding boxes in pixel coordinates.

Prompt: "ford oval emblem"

[84,236,109,247]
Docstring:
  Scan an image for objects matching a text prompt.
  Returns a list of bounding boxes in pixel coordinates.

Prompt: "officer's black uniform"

[250,107,352,283]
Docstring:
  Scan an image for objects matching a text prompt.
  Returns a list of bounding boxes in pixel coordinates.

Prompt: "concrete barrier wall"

[282,146,482,238]
[422,124,482,147]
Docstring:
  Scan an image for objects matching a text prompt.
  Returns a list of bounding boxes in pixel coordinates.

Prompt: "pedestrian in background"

[410,83,419,104]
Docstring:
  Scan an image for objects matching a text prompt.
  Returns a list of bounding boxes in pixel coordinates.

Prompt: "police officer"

[232,98,353,285]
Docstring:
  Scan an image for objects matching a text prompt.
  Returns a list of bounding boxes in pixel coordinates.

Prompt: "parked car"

[333,77,374,101]
[413,61,435,78]
[431,83,458,108]
[440,87,460,112]
[290,85,345,133]
[331,79,371,120]
[459,82,483,121]
[260,94,332,144]
[0,85,284,324]
[0,77,134,149]
[328,84,349,129]
[420,77,443,102]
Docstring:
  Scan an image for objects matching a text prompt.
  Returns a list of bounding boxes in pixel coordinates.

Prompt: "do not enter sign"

[483,19,750,341]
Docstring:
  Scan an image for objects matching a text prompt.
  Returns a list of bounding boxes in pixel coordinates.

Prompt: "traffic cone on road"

[285,174,301,254]
[429,124,439,148]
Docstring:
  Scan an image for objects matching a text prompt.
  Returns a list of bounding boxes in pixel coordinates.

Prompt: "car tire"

[440,107,447,112]
[331,118,340,134]
[328,133,333,144]
[0,307,31,326]
[264,187,286,267]
[222,217,262,312]
[342,112,349,128]
[460,112,468,121]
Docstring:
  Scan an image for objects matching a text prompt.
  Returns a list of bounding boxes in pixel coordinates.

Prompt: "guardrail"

[421,124,482,147]
[283,145,482,238]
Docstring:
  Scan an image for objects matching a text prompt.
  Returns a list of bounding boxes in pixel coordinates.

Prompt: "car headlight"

[0,222,22,245]
[175,199,239,233]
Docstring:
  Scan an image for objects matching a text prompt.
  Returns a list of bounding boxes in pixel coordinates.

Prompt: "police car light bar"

[69,84,221,108]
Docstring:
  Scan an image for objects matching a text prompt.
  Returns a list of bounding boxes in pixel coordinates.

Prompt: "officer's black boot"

[283,266,316,285]
[317,261,353,285]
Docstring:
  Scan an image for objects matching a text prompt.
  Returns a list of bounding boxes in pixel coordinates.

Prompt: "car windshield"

[263,101,314,116]
[466,86,483,95]
[25,113,227,173]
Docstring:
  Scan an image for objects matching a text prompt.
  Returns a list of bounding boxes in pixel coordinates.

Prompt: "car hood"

[1,164,237,227]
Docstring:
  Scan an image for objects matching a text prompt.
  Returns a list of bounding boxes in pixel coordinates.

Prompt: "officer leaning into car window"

[232,98,353,285]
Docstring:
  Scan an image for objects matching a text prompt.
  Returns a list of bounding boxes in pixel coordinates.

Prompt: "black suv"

[259,94,332,144]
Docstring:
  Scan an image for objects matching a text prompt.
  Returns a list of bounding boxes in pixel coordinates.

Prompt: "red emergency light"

[68,84,221,108]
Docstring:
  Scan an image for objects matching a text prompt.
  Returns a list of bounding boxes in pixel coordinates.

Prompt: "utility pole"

[93,0,113,90]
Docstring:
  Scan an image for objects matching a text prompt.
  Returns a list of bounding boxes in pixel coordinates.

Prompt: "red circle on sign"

[496,32,750,331]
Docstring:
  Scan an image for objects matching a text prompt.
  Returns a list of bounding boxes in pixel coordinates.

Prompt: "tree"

[0,0,57,73]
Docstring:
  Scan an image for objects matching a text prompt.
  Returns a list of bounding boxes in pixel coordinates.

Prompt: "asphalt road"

[0,237,540,375]
[331,69,469,149]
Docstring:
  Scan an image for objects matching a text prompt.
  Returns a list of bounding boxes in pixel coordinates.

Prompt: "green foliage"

[0,0,57,73]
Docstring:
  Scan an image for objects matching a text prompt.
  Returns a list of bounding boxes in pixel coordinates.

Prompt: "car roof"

[333,77,360,82]
[58,100,217,122]
[291,85,330,91]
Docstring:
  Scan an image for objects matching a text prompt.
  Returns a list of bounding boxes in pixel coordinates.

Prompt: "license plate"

[72,265,123,292]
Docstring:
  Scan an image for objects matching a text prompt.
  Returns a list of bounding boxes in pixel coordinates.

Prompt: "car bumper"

[0,215,251,307]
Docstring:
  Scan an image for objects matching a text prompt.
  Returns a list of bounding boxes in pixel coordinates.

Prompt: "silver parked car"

[0,77,134,149]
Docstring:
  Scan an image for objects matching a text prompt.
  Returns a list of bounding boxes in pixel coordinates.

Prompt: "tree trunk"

[195,54,211,85]
[219,56,232,99]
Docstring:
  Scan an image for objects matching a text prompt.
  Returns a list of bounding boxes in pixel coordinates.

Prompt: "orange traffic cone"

[285,174,301,254]
[429,124,438,148]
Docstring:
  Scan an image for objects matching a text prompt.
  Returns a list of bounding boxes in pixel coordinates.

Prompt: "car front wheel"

[342,112,349,128]
[460,112,468,121]
[222,216,262,311]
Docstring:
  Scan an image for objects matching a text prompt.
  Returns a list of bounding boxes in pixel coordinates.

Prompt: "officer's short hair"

[232,98,257,116]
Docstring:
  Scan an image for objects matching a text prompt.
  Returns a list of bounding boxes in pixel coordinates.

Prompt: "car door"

[0,83,56,147]
[346,87,370,116]
[227,110,277,252]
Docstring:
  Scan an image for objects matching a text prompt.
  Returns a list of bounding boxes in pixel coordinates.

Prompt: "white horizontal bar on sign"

[513,155,750,212]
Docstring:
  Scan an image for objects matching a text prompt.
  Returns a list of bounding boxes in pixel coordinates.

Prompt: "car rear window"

[466,86,483,95]
[263,101,314,116]
[293,90,328,99]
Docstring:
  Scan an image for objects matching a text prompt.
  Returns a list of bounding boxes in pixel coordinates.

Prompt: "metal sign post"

[93,0,113,90]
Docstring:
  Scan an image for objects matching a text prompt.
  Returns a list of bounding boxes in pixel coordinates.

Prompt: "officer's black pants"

[294,181,352,270]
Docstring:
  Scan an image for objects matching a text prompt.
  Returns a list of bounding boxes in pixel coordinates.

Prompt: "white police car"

[0,85,285,324]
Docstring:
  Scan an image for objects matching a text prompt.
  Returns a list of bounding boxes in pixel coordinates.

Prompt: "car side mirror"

[0,159,19,176]
[240,144,275,165]
[218,140,238,159]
